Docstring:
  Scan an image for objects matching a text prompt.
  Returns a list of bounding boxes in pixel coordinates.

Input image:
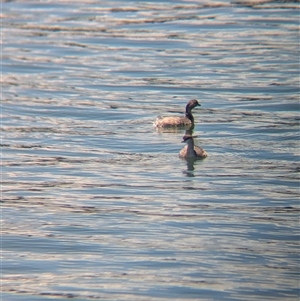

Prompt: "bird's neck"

[185,111,194,122]
[186,139,196,157]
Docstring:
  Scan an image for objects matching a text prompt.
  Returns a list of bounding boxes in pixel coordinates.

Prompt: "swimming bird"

[154,99,200,128]
[179,135,207,159]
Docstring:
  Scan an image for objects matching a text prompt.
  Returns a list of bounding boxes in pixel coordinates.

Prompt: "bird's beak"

[181,140,185,143]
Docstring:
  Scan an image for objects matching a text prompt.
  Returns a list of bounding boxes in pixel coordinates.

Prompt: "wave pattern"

[2,0,299,300]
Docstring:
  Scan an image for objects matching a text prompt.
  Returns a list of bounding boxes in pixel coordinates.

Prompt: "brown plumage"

[154,99,200,128]
[179,135,207,159]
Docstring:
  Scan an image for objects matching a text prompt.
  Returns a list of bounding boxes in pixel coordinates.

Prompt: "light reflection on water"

[2,0,299,300]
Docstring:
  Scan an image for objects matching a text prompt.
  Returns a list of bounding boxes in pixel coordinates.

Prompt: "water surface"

[2,1,299,300]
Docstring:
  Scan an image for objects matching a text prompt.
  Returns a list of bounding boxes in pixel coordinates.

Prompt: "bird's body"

[179,135,207,159]
[154,99,200,128]
[154,115,192,127]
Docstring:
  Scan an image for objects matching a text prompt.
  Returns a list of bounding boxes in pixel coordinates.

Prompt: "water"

[2,1,299,300]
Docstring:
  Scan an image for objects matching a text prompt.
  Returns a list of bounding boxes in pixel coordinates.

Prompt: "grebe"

[179,135,207,159]
[154,99,200,128]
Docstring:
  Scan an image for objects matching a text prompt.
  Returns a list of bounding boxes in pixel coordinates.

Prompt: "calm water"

[2,1,299,300]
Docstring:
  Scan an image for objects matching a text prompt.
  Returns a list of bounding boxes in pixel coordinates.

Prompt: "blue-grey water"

[2,1,299,300]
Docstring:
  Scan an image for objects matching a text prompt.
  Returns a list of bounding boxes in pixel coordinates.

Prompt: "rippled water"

[2,1,300,300]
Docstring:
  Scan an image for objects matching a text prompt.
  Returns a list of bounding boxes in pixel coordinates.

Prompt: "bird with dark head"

[154,99,200,128]
[179,135,207,159]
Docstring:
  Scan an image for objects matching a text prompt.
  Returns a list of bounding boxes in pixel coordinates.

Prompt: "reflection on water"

[183,159,198,174]
[2,0,299,300]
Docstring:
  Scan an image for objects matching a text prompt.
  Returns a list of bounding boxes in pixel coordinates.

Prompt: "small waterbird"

[154,99,200,128]
[179,135,207,159]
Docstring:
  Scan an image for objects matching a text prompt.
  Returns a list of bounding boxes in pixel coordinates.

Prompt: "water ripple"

[2,0,299,300]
